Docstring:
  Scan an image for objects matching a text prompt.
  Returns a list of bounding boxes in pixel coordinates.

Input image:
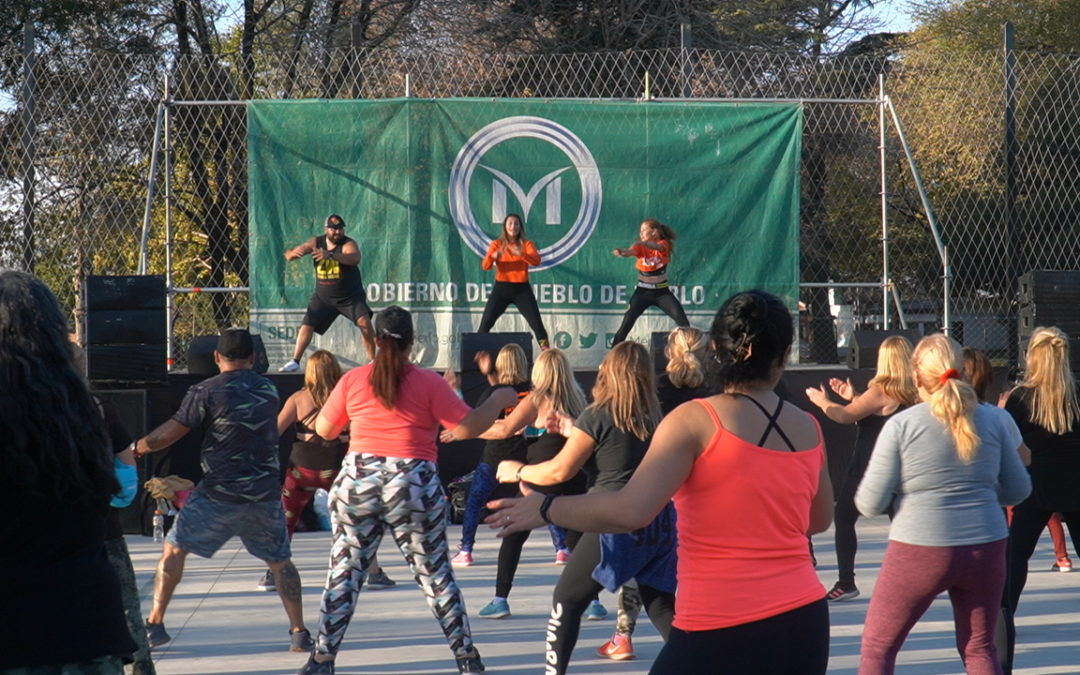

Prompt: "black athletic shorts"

[301,293,372,334]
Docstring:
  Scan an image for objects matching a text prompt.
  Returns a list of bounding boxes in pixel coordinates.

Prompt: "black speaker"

[847,329,922,370]
[651,332,671,374]
[186,333,269,376]
[459,332,534,406]
[84,275,166,384]
[1019,303,1080,337]
[1018,270,1080,306]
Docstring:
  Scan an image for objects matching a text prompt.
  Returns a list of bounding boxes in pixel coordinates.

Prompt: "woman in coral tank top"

[487,289,834,674]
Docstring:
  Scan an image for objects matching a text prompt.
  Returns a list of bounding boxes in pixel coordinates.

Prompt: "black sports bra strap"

[731,393,798,452]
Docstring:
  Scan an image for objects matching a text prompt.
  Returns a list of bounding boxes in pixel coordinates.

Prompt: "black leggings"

[649,598,829,675]
[1007,498,1080,612]
[612,287,689,345]
[477,281,549,346]
[834,447,873,587]
[545,532,675,675]
[494,527,582,598]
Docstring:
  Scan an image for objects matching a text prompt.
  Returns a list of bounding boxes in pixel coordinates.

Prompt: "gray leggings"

[314,453,475,660]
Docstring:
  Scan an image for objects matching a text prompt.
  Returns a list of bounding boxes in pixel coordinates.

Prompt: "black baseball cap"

[325,214,346,229]
[217,327,254,360]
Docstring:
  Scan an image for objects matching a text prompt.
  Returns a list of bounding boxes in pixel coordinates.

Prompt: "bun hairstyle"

[665,326,707,389]
[370,305,415,409]
[1020,326,1080,435]
[913,334,981,463]
[495,343,529,386]
[710,290,794,386]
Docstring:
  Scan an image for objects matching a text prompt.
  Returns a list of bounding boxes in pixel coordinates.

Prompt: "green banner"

[248,99,801,368]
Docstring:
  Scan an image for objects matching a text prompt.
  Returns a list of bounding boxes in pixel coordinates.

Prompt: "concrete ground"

[129,515,1080,674]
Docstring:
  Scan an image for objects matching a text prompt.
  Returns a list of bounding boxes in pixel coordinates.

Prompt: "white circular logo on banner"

[448,116,602,271]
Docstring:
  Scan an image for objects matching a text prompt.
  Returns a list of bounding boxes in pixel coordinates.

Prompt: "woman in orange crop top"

[487,289,834,675]
[611,218,691,345]
[477,213,550,349]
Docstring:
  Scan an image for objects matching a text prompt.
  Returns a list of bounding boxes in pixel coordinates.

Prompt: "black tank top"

[313,234,364,302]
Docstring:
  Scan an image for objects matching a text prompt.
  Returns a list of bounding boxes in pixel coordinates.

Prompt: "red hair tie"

[939,368,959,386]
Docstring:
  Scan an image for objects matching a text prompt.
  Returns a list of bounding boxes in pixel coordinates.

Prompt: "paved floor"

[130,515,1080,674]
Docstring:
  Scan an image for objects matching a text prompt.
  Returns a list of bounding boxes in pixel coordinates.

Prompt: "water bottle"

[152,510,165,543]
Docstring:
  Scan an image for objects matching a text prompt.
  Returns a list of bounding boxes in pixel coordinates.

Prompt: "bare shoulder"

[777,401,822,448]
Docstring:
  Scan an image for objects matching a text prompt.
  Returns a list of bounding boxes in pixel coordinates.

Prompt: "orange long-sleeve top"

[481,239,541,283]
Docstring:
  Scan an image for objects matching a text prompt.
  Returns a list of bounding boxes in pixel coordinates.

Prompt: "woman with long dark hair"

[489,290,834,674]
[1004,327,1080,611]
[856,334,1031,674]
[297,306,517,675]
[0,271,135,673]
[477,213,550,349]
[805,335,917,602]
[493,341,677,675]
[611,218,690,345]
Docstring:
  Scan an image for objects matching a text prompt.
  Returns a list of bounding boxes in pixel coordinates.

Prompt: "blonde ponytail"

[913,334,981,463]
[1021,327,1079,435]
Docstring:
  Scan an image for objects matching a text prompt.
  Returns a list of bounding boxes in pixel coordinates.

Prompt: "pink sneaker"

[555,549,571,565]
[451,550,474,567]
[596,633,634,661]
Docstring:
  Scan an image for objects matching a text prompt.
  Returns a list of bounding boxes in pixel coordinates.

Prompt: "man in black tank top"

[279,214,375,371]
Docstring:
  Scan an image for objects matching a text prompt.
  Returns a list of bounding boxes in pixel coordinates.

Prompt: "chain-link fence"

[3,43,1079,370]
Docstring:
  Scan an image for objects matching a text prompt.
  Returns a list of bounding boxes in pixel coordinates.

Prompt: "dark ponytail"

[369,306,415,409]
[710,290,793,386]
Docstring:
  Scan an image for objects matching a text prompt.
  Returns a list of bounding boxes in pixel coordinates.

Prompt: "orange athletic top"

[482,239,541,283]
[629,240,670,274]
[672,399,826,631]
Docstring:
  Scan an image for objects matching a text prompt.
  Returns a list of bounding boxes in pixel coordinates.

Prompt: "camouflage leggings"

[314,453,475,659]
[104,537,155,675]
[614,579,643,637]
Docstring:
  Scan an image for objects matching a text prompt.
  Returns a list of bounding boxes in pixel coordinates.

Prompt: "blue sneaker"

[585,599,608,621]
[478,598,511,619]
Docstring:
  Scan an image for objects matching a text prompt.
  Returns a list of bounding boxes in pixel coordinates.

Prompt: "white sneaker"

[279,359,300,373]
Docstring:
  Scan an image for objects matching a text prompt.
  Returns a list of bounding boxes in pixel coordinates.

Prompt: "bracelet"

[515,466,524,481]
[539,494,558,525]
[129,441,141,458]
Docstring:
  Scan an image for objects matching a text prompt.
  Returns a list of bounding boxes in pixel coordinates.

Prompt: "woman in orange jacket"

[478,213,550,348]
[611,218,690,345]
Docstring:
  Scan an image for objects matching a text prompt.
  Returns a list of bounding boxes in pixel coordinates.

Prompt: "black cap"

[325,214,345,229]
[375,305,413,343]
[217,327,254,360]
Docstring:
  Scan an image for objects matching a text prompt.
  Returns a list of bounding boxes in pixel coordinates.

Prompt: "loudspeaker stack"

[1018,270,1080,371]
[458,332,534,406]
[84,275,167,384]
[847,329,923,370]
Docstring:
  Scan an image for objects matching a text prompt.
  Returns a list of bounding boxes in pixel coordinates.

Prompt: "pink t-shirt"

[320,364,471,462]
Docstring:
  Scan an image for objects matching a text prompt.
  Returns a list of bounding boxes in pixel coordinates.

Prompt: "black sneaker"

[256,569,276,591]
[457,653,485,674]
[366,570,397,590]
[297,655,335,675]
[290,628,315,652]
[146,621,171,649]
[826,583,860,602]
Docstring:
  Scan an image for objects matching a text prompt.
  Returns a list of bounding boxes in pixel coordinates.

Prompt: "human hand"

[496,460,525,483]
[439,428,459,443]
[485,491,545,536]
[474,350,493,375]
[805,384,830,409]
[312,247,329,262]
[443,367,460,391]
[546,409,574,437]
[829,377,855,401]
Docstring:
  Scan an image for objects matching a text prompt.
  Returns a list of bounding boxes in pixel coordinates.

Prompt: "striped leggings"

[314,453,475,659]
